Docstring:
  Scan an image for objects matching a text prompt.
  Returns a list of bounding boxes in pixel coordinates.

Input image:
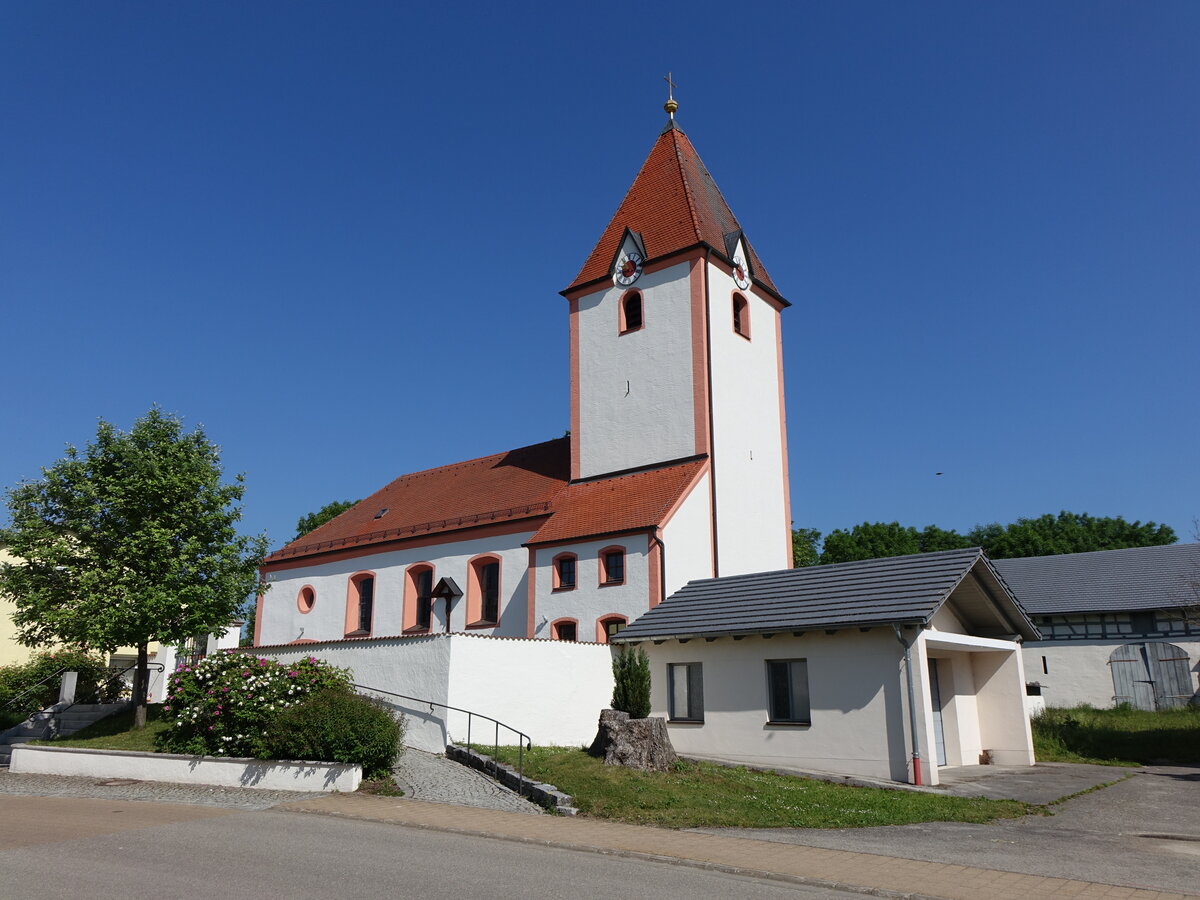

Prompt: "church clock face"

[614,250,644,286]
[732,255,751,290]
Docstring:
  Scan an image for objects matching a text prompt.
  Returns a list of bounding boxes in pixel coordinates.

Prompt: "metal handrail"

[70,661,166,709]
[352,683,532,795]
[0,666,71,714]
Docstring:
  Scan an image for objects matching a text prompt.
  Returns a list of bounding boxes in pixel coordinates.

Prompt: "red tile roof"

[566,123,781,297]
[264,438,570,564]
[263,438,706,564]
[528,458,706,546]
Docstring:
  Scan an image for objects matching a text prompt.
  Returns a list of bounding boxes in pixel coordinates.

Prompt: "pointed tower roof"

[565,122,785,302]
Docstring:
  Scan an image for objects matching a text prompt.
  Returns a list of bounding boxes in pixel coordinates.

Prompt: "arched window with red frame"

[467,554,502,627]
[732,292,751,339]
[599,545,626,586]
[619,290,644,334]
[597,615,628,643]
[403,564,435,633]
[552,552,577,591]
[345,571,376,636]
[552,618,579,642]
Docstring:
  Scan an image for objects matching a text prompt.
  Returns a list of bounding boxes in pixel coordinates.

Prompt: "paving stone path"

[392,748,543,815]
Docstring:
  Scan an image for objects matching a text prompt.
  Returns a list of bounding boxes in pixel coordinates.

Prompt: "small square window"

[554,554,577,590]
[602,549,625,584]
[668,662,704,722]
[766,659,810,724]
[554,621,577,642]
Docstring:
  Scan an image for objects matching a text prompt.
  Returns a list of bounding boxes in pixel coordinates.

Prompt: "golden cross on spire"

[663,72,679,120]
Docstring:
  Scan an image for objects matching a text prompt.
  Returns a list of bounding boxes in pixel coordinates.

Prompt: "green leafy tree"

[0,408,267,728]
[819,522,972,564]
[792,527,821,567]
[294,499,360,540]
[968,512,1176,559]
[611,646,651,719]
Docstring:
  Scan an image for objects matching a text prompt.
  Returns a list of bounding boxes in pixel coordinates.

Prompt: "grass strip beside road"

[486,746,1029,828]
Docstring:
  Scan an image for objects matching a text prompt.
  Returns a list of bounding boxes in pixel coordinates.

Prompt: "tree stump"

[588,709,678,772]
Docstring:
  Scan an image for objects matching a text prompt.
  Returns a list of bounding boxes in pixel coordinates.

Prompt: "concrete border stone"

[9,744,361,792]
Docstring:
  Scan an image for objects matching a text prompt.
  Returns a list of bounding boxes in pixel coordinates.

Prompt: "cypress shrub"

[611,646,651,719]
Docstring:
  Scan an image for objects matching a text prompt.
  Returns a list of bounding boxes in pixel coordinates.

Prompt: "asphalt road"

[694,766,1200,896]
[0,795,859,900]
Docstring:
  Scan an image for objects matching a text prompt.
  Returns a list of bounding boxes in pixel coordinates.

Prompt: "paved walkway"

[392,748,543,814]
[278,791,1193,900]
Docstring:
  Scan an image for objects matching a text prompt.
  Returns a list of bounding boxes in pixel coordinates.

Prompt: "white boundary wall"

[254,634,613,753]
[10,745,360,792]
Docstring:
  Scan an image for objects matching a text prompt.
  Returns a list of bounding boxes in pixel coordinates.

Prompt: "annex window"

[619,291,644,334]
[552,553,577,591]
[766,659,810,724]
[297,585,316,614]
[598,615,628,644]
[668,662,704,722]
[404,564,434,632]
[553,619,578,642]
[600,546,626,585]
[468,555,501,626]
[732,292,750,339]
[346,572,375,636]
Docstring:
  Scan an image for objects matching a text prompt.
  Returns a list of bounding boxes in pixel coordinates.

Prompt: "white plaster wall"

[971,645,1036,765]
[706,263,789,575]
[255,633,613,752]
[255,636,453,752]
[661,472,714,596]
[931,653,982,767]
[446,634,613,748]
[532,535,650,642]
[258,530,535,646]
[576,262,696,478]
[1023,638,1200,708]
[642,632,912,782]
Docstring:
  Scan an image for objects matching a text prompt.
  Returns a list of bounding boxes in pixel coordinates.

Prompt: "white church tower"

[562,96,793,578]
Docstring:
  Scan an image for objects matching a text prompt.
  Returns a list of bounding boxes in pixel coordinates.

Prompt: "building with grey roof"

[615,548,1038,786]
[992,544,1200,710]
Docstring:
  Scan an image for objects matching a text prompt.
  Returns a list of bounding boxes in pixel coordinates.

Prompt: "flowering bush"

[156,652,351,758]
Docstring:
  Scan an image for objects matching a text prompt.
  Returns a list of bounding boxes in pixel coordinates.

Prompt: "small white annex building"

[615,549,1040,786]
[995,543,1200,710]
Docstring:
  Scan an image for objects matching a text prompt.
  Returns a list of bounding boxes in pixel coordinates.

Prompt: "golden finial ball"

[664,98,679,115]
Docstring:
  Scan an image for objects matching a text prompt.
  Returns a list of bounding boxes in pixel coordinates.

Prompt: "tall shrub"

[156,653,350,758]
[611,646,651,719]
[265,689,404,778]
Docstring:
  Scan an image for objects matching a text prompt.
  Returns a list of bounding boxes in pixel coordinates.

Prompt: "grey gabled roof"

[616,547,1035,641]
[992,543,1200,615]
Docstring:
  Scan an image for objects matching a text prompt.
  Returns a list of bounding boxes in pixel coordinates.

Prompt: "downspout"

[894,624,923,786]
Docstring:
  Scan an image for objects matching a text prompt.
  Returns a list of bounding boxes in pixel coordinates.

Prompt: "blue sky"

[2,2,1197,552]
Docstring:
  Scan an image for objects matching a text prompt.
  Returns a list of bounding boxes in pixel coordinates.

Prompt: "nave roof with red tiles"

[262,437,704,565]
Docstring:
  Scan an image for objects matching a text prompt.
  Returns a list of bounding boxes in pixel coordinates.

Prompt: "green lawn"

[34,704,168,753]
[486,746,1029,828]
[1032,705,1200,766]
